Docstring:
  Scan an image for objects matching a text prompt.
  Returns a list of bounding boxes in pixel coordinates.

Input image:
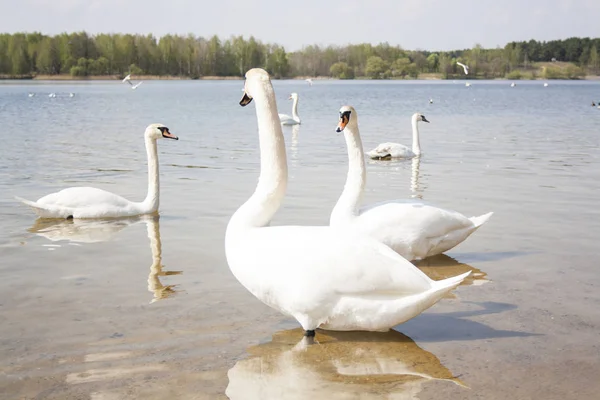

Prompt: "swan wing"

[19,187,140,218]
[227,225,469,330]
[367,143,412,159]
[358,200,492,259]
[230,227,447,303]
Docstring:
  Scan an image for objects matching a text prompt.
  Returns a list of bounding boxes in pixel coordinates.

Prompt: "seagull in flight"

[122,74,143,90]
[456,62,469,75]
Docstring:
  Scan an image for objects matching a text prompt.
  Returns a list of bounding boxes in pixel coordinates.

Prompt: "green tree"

[365,56,388,78]
[329,62,354,79]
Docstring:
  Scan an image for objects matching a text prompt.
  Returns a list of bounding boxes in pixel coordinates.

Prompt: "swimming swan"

[225,68,470,337]
[367,112,429,159]
[17,123,178,219]
[333,106,493,261]
[278,93,301,125]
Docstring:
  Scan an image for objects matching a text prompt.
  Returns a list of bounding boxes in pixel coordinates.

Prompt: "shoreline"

[1,74,599,81]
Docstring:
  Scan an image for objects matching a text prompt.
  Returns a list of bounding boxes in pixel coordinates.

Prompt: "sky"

[2,0,599,51]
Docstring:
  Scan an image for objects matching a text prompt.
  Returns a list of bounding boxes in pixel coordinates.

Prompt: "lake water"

[1,79,599,399]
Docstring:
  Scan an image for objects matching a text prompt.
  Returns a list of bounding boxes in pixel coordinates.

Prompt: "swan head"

[335,105,358,133]
[288,92,299,101]
[240,68,271,106]
[412,113,430,124]
[145,123,178,140]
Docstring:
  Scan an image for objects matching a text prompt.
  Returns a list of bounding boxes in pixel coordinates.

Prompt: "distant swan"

[367,112,429,159]
[28,93,35,97]
[306,78,313,86]
[225,68,470,337]
[48,93,56,98]
[17,124,178,219]
[278,92,301,125]
[465,82,471,87]
[543,82,549,87]
[510,82,516,87]
[333,105,493,261]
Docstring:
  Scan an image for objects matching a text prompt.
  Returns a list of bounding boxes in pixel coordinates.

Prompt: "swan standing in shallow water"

[17,124,178,219]
[278,92,301,125]
[225,68,470,337]
[367,112,429,159]
[332,106,493,261]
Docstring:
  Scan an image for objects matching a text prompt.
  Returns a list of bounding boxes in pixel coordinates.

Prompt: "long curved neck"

[330,124,366,226]
[229,82,288,229]
[291,97,300,121]
[142,136,160,212]
[411,117,421,155]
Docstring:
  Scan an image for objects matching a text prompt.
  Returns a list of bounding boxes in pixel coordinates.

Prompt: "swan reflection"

[415,253,489,290]
[410,156,424,199]
[145,216,183,303]
[28,215,182,303]
[289,124,300,166]
[226,328,466,399]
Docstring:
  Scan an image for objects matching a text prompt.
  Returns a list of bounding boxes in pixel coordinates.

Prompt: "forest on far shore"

[1,32,599,80]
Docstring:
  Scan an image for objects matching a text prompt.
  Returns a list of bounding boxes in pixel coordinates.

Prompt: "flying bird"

[122,74,143,90]
[456,62,469,75]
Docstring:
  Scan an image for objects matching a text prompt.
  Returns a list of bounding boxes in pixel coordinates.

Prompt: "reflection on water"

[410,157,424,199]
[289,124,300,166]
[28,217,143,244]
[415,254,489,289]
[226,328,466,400]
[145,216,183,303]
[28,215,182,303]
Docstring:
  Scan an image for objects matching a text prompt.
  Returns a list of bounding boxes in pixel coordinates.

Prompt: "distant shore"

[1,74,599,81]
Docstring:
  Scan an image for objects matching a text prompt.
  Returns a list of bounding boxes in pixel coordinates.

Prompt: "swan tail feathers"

[15,196,72,218]
[469,211,493,228]
[431,270,471,292]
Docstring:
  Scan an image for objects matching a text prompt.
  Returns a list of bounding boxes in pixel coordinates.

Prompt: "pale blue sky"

[2,0,599,51]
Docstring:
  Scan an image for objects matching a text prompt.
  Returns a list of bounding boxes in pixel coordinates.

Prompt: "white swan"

[305,78,313,86]
[456,62,469,75]
[543,82,549,87]
[278,92,301,125]
[332,106,493,261]
[225,68,470,337]
[465,82,471,87]
[367,112,429,159]
[17,123,178,219]
[48,93,56,98]
[510,82,516,87]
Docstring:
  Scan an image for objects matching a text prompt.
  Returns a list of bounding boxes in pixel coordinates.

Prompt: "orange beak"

[336,113,349,133]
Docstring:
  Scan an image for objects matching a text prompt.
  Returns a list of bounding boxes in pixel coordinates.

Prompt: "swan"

[278,92,301,125]
[48,93,56,98]
[510,82,516,87]
[543,82,549,87]
[28,93,35,97]
[332,105,493,261]
[465,82,471,87]
[17,123,178,219]
[366,112,429,159]
[305,78,313,86]
[225,68,470,337]
[456,62,469,75]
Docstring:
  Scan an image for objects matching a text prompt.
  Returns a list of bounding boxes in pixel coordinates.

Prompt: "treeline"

[1,32,599,79]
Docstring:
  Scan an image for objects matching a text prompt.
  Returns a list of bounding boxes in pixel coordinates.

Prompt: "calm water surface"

[1,79,599,399]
